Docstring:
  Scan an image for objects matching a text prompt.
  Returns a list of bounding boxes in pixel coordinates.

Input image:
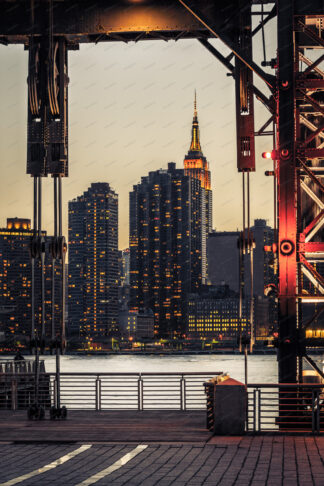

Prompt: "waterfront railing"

[247,383,324,434]
[1,372,323,433]
[0,372,222,412]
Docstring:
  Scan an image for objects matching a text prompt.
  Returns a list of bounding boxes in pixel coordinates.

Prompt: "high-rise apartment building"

[0,218,62,340]
[68,183,118,338]
[129,162,203,337]
[184,93,212,281]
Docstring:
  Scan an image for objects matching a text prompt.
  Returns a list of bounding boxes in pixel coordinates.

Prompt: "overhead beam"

[304,355,324,381]
[198,39,275,113]
[178,0,275,89]
[198,39,235,73]
[252,5,276,37]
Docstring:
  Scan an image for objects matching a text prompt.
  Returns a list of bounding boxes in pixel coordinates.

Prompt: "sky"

[0,15,277,250]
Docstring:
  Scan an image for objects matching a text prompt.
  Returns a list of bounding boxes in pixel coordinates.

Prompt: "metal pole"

[31,177,38,342]
[52,176,57,345]
[253,387,256,433]
[34,177,38,233]
[51,260,55,345]
[58,176,62,237]
[38,178,45,350]
[56,346,60,409]
[244,344,248,385]
[250,248,254,353]
[58,176,66,351]
[239,239,243,353]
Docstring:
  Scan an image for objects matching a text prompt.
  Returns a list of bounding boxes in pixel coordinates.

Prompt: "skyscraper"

[129,162,203,337]
[184,92,212,281]
[0,218,62,340]
[68,183,118,339]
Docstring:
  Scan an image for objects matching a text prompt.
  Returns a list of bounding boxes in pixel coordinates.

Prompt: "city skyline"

[0,30,277,250]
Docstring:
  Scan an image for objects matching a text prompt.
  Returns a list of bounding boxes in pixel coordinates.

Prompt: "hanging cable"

[261,1,267,65]
[247,173,254,352]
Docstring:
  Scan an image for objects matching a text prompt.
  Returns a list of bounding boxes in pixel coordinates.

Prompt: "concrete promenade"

[0,412,323,485]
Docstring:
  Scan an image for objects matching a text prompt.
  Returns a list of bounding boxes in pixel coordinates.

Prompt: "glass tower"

[129,163,203,338]
[68,183,118,339]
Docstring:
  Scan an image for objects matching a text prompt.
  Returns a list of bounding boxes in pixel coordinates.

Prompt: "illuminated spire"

[190,90,201,152]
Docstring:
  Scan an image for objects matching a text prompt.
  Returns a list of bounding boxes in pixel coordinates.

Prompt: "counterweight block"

[27,38,69,178]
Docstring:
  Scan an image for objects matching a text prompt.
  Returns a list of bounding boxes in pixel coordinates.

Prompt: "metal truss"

[277,5,324,384]
[1,0,324,389]
[27,22,68,355]
[296,17,324,364]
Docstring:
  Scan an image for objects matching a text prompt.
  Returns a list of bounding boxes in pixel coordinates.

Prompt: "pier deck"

[0,410,210,443]
[0,412,323,485]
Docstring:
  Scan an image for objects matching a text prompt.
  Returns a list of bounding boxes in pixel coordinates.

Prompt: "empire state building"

[184,93,212,281]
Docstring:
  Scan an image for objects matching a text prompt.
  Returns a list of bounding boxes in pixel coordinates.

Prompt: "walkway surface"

[0,412,323,485]
[0,411,210,442]
[0,437,323,485]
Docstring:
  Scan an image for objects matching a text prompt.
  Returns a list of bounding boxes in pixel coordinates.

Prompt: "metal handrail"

[247,383,324,434]
[247,383,324,388]
[0,371,221,412]
[0,373,221,378]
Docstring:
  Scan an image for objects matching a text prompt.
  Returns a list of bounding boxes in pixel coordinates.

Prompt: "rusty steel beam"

[0,0,234,44]
[178,0,275,89]
[277,0,298,384]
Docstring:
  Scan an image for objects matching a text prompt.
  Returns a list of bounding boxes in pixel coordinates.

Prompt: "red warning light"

[262,151,272,159]
[262,150,277,160]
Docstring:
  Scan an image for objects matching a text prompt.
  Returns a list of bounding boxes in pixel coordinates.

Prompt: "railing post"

[11,379,17,411]
[253,388,257,433]
[257,388,261,432]
[183,377,186,411]
[246,388,249,432]
[316,389,320,435]
[312,390,315,434]
[138,374,143,411]
[96,376,101,411]
[54,378,58,408]
[180,376,184,411]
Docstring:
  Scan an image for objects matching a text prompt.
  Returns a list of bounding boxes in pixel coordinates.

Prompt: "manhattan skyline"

[0,30,276,250]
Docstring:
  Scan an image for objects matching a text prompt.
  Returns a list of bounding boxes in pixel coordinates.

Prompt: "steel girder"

[277,2,324,383]
[0,0,323,384]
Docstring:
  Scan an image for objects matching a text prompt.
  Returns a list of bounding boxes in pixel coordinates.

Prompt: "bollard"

[205,375,247,435]
[11,379,17,411]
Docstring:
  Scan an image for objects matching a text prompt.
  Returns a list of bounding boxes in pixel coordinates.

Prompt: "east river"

[3,353,280,383]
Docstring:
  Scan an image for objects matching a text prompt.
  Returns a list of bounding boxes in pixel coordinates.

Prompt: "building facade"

[129,162,203,337]
[118,248,130,312]
[0,218,62,341]
[187,285,250,341]
[68,183,118,338]
[184,93,212,281]
[207,219,277,339]
[119,309,154,340]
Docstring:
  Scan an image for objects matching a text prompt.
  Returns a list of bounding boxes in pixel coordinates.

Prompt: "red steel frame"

[277,2,324,384]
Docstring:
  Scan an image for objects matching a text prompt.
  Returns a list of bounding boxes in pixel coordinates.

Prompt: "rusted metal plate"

[0,0,239,43]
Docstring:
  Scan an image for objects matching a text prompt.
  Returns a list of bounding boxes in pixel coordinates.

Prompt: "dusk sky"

[0,18,276,250]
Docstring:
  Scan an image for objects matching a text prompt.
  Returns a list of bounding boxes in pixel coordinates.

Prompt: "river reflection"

[4,354,279,383]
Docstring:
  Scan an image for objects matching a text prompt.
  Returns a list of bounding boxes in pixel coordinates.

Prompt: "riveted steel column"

[277,0,297,384]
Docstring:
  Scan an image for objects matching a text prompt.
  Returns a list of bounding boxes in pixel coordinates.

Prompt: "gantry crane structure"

[0,0,323,390]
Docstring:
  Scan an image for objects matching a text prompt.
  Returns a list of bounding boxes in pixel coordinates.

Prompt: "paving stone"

[0,436,322,485]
